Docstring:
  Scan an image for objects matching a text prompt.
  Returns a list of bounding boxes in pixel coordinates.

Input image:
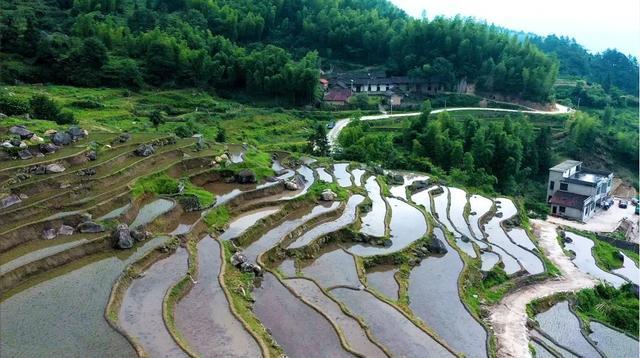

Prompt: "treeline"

[530,35,639,95]
[1,0,558,101]
[338,102,553,195]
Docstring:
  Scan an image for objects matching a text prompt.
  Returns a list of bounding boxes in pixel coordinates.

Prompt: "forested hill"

[2,0,558,102]
[529,35,639,95]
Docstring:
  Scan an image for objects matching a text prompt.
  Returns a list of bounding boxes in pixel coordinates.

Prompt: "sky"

[389,0,640,57]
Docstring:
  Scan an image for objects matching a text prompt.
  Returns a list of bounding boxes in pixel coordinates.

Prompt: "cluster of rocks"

[209,153,230,168]
[15,162,66,179]
[230,252,263,276]
[78,168,96,176]
[135,144,155,157]
[2,126,89,161]
[236,169,257,184]
[0,193,24,209]
[111,223,153,249]
[408,179,431,193]
[41,218,106,240]
[112,133,131,144]
[409,236,448,263]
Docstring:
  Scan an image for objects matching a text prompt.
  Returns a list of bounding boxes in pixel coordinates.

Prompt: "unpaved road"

[488,219,596,358]
[327,104,572,147]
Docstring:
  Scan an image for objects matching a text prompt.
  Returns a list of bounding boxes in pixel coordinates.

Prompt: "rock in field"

[9,125,34,139]
[236,169,257,184]
[58,225,75,236]
[135,144,155,157]
[77,221,105,233]
[67,126,86,140]
[231,252,248,266]
[321,189,337,201]
[45,163,65,173]
[87,151,97,161]
[428,238,448,255]
[42,228,57,240]
[17,149,33,160]
[112,223,134,249]
[51,132,72,146]
[285,180,299,191]
[40,143,60,154]
[0,194,22,209]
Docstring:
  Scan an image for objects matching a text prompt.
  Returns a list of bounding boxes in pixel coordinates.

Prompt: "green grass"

[204,205,230,229]
[574,283,639,338]
[566,228,639,269]
[306,181,350,201]
[131,172,214,207]
[227,150,274,179]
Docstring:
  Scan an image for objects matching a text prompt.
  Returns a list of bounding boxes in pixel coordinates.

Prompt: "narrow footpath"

[488,219,595,358]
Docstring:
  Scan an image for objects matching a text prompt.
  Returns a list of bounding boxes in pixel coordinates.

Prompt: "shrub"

[0,94,30,115]
[30,95,60,121]
[56,110,78,125]
[70,100,104,109]
[174,125,194,138]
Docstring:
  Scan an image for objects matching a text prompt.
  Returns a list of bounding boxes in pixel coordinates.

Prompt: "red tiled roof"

[324,88,352,102]
[549,191,589,209]
[319,78,329,85]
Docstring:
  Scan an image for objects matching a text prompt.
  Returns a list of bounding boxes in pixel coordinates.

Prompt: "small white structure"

[547,160,613,222]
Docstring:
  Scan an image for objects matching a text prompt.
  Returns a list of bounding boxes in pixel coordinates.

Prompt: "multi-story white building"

[547,160,613,222]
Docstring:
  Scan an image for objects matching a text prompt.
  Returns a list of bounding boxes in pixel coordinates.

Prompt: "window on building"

[560,183,568,191]
[549,181,555,190]
[548,195,552,202]
[559,206,566,213]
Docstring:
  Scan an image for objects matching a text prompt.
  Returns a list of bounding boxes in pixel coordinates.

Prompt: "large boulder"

[9,125,34,139]
[17,149,32,160]
[115,133,131,143]
[52,132,72,146]
[428,238,448,255]
[130,229,152,242]
[135,144,155,157]
[87,151,97,161]
[1,141,13,148]
[45,163,65,173]
[321,189,337,201]
[231,252,248,267]
[67,126,86,141]
[58,225,75,236]
[0,194,22,209]
[39,143,60,154]
[77,221,105,233]
[236,169,257,184]
[112,224,134,249]
[42,228,57,240]
[285,180,299,191]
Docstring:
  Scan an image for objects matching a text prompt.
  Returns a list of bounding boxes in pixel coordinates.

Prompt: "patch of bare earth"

[488,219,596,358]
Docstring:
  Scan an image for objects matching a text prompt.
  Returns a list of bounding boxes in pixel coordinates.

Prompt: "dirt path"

[488,219,596,358]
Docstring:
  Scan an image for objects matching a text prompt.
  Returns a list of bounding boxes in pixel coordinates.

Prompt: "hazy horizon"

[390,0,640,57]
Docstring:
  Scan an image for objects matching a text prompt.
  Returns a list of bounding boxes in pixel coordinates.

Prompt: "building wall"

[550,205,585,222]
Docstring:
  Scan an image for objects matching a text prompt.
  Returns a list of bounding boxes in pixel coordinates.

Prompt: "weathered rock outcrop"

[135,144,155,157]
[9,125,34,139]
[236,169,257,184]
[112,224,134,249]
[77,221,105,233]
[51,132,72,146]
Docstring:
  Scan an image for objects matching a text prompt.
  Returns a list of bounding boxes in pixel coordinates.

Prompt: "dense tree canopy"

[1,0,562,101]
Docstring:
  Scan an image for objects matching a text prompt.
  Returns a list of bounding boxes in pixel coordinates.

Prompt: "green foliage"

[132,173,179,198]
[149,110,165,130]
[483,265,509,288]
[307,181,349,201]
[230,150,274,179]
[29,95,60,121]
[204,206,230,229]
[216,126,226,143]
[174,125,194,138]
[182,181,215,208]
[574,284,639,337]
[0,0,561,101]
[55,109,78,125]
[0,94,30,115]
[307,123,329,156]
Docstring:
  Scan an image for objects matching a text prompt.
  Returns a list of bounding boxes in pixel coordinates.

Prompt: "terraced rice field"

[2,127,634,358]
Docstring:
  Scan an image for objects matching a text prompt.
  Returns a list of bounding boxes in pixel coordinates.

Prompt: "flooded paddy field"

[360,176,387,238]
[175,237,261,357]
[254,273,353,358]
[301,246,361,289]
[408,228,488,357]
[366,265,399,300]
[389,172,429,200]
[218,206,281,241]
[333,163,352,187]
[120,247,189,357]
[351,168,365,187]
[589,321,639,357]
[564,232,628,287]
[431,187,477,258]
[316,167,333,183]
[612,252,640,285]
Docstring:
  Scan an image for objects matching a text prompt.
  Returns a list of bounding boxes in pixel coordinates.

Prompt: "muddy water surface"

[360,176,386,238]
[243,202,339,263]
[366,265,398,300]
[1,238,90,274]
[316,167,333,183]
[349,197,426,256]
[281,165,315,199]
[351,169,365,187]
[564,232,628,287]
[409,228,488,357]
[219,206,281,241]
[285,278,386,357]
[535,301,600,358]
[130,198,175,228]
[484,198,543,275]
[175,237,261,357]
[449,187,487,249]
[120,247,189,357]
[612,252,639,285]
[254,273,353,358]
[589,321,638,358]
[227,144,245,163]
[302,246,361,289]
[288,195,364,249]
[0,236,170,357]
[333,163,352,187]
[331,288,453,357]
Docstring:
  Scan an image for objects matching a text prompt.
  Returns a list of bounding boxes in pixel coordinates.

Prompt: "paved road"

[327,104,572,148]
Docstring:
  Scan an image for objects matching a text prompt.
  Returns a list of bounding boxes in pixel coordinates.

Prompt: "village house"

[547,160,613,222]
[323,88,352,105]
[326,71,444,96]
